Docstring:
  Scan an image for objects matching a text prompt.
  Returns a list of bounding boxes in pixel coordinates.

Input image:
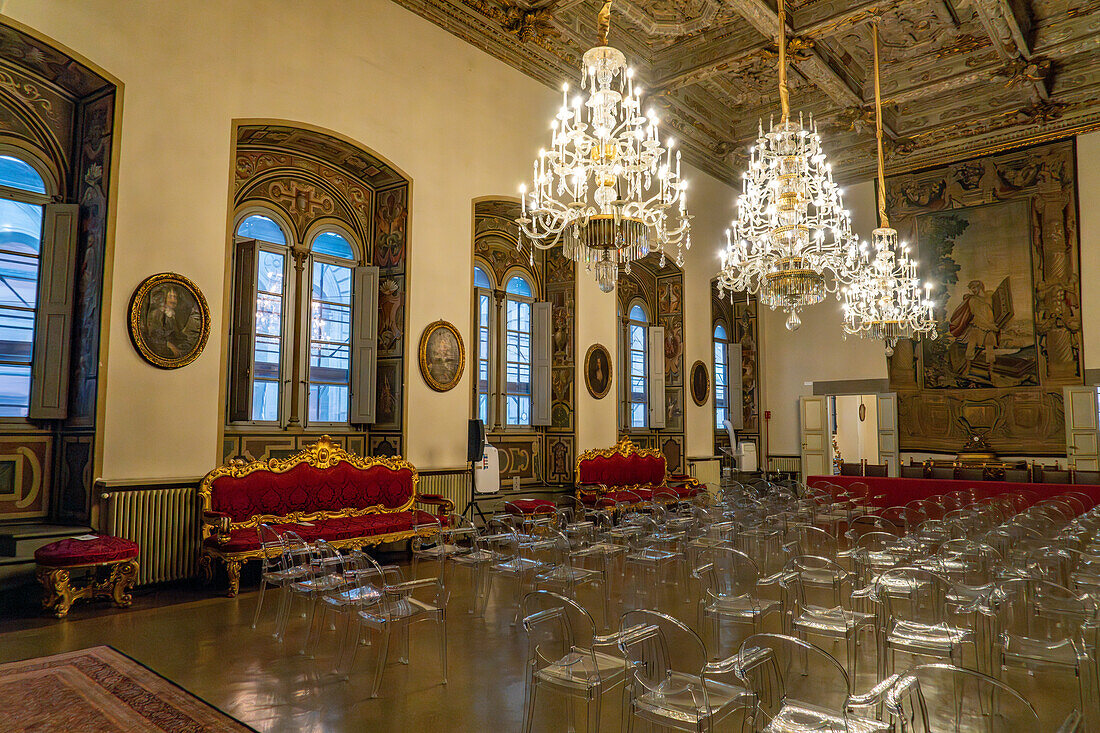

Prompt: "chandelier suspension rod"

[778,0,790,123]
[597,0,613,46]
[873,19,888,229]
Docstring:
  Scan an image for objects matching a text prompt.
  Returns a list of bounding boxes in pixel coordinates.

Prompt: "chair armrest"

[848,673,900,709]
[667,474,699,486]
[576,483,607,494]
[416,493,454,516]
[202,511,231,544]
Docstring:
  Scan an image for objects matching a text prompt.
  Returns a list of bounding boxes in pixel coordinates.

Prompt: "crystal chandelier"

[717,0,858,330]
[515,0,690,293]
[841,21,935,356]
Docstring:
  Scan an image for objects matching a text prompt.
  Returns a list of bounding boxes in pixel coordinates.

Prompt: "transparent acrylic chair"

[984,578,1096,719]
[735,632,889,733]
[886,662,1039,733]
[872,567,977,677]
[519,590,631,733]
[442,514,496,613]
[480,517,542,621]
[692,546,780,658]
[251,523,307,631]
[530,530,610,625]
[781,555,878,685]
[340,552,448,698]
[277,535,344,649]
[622,513,686,610]
[618,609,752,732]
[411,512,475,581]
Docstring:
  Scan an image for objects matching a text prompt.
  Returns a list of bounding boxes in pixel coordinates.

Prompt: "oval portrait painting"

[128,273,210,369]
[584,344,612,399]
[419,320,465,392]
[690,360,709,406]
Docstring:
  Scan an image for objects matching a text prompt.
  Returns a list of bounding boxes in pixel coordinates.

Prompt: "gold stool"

[34,535,139,618]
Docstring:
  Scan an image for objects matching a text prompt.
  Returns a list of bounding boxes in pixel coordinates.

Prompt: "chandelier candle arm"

[515,0,691,293]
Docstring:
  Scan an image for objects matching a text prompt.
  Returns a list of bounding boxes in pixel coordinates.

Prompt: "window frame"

[501,271,535,430]
[713,320,732,433]
[0,148,56,424]
[472,263,496,429]
[301,223,360,428]
[622,299,649,431]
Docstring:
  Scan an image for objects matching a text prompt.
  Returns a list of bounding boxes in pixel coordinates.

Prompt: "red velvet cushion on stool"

[35,536,139,567]
[506,499,556,515]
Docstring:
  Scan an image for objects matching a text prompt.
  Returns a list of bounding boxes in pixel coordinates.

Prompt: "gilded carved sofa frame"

[574,436,700,508]
[198,436,453,596]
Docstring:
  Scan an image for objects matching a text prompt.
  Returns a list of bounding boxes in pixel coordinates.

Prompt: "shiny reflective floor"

[0,555,1086,732]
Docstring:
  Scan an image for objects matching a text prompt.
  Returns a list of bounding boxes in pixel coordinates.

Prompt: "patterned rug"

[0,646,254,732]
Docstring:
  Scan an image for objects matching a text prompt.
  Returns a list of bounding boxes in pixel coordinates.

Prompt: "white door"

[876,392,900,477]
[1064,386,1100,471]
[799,396,830,479]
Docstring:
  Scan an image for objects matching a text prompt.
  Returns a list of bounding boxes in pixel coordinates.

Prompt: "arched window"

[504,274,534,426]
[307,230,356,423]
[714,322,731,430]
[0,154,49,417]
[234,211,291,423]
[626,303,648,429]
[473,265,493,424]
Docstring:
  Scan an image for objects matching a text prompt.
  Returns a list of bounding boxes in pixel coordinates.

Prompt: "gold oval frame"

[584,343,612,400]
[128,272,210,369]
[690,360,709,406]
[418,320,465,392]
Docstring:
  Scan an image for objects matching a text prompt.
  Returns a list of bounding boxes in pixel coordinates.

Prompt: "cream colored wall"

[1079,131,1100,373]
[833,394,878,464]
[760,179,889,457]
[2,0,738,478]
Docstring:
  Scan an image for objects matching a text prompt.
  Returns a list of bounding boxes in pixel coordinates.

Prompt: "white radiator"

[418,470,471,515]
[688,459,721,492]
[768,455,802,475]
[102,487,200,586]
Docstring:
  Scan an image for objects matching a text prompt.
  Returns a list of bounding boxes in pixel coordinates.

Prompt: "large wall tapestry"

[886,139,1081,455]
[0,23,117,522]
[225,124,409,462]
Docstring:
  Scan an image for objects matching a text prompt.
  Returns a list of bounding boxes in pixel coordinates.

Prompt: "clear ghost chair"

[933,539,1001,615]
[782,525,840,563]
[872,567,977,677]
[529,529,610,625]
[983,578,1095,718]
[692,546,780,657]
[519,590,632,733]
[886,662,1039,733]
[340,552,447,698]
[618,609,752,732]
[737,524,786,580]
[410,513,453,580]
[443,514,497,614]
[310,550,387,662]
[735,632,890,733]
[251,523,307,631]
[780,555,878,684]
[278,535,344,649]
[622,513,686,610]
[879,506,928,536]
[480,517,542,621]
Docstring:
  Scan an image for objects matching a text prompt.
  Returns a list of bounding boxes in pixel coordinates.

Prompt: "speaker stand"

[462,462,489,525]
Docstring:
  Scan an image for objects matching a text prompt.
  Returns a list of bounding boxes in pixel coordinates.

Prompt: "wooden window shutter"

[227,239,257,422]
[29,203,79,419]
[531,301,551,426]
[349,265,379,424]
[728,343,744,429]
[648,325,665,429]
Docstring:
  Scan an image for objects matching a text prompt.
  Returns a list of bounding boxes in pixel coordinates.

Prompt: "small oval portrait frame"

[419,320,465,392]
[690,360,709,406]
[584,343,613,400]
[128,272,210,369]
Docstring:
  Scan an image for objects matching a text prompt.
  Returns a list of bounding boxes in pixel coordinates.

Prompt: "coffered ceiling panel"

[393,0,1100,183]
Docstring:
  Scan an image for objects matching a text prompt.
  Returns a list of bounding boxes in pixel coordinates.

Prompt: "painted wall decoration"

[375,358,404,432]
[128,273,210,369]
[713,286,760,453]
[690,361,709,406]
[545,434,574,484]
[886,139,1081,455]
[378,276,405,358]
[584,344,612,399]
[419,320,465,392]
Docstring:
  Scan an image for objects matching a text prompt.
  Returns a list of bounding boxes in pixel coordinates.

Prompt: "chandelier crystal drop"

[841,21,936,355]
[515,0,691,293]
[717,0,858,330]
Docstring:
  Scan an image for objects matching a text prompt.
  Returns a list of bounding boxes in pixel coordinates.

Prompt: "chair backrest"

[783,555,852,610]
[875,567,952,627]
[900,464,926,479]
[736,633,852,729]
[521,590,603,684]
[618,610,712,712]
[256,523,286,572]
[887,662,1039,733]
[694,545,761,600]
[990,578,1092,651]
[840,462,863,476]
[864,463,888,477]
[575,437,666,488]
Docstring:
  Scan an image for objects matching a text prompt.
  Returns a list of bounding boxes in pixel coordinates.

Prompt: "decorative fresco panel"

[375,358,404,432]
[240,436,296,463]
[378,275,405,358]
[732,298,759,434]
[545,434,574,484]
[664,387,684,432]
[660,435,684,475]
[369,434,402,457]
[886,139,1081,454]
[57,435,92,523]
[0,436,51,521]
[374,185,407,273]
[494,436,539,481]
[551,366,573,430]
[659,314,684,388]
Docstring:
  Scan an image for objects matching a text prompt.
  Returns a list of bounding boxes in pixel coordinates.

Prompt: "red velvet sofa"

[199,436,452,596]
[575,437,701,507]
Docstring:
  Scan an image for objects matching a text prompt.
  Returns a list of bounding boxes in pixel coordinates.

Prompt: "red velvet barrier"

[807,475,1100,510]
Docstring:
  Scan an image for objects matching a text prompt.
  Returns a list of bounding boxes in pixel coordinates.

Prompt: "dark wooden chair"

[863,463,888,477]
[1072,470,1100,486]
[900,464,925,479]
[930,465,954,481]
[839,462,863,476]
[1003,468,1031,483]
[954,466,985,482]
[1037,466,1071,484]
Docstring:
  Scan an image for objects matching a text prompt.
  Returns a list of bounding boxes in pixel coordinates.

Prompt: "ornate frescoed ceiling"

[390,0,1100,183]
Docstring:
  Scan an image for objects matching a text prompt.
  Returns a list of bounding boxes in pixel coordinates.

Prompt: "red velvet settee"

[199,436,452,596]
[575,437,701,507]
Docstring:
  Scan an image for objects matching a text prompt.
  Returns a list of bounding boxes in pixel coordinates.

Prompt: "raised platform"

[807,475,1100,509]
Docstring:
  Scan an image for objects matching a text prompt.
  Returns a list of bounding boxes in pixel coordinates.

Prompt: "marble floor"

[0,556,1089,732]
